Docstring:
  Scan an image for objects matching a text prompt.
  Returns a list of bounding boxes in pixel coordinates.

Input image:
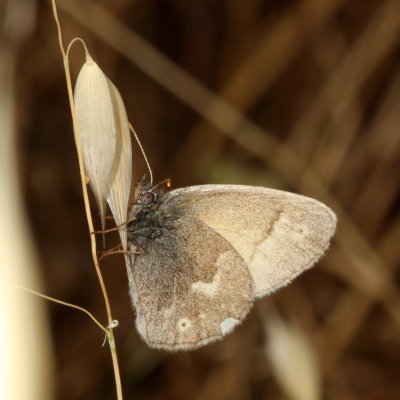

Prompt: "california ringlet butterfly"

[125,178,336,351]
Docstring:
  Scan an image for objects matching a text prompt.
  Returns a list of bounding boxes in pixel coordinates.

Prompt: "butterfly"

[124,180,336,350]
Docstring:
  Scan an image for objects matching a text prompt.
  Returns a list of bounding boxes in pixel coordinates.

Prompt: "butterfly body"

[125,182,336,351]
[127,183,179,248]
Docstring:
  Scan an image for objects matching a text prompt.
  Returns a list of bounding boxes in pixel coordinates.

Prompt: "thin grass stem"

[50,1,123,398]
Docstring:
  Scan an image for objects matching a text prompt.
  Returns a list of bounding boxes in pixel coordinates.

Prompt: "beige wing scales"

[172,185,337,298]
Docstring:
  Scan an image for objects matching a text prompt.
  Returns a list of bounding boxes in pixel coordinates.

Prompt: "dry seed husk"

[106,80,132,249]
[74,59,132,244]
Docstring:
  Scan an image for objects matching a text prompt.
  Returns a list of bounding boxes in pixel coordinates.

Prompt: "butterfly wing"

[170,185,337,298]
[126,215,254,350]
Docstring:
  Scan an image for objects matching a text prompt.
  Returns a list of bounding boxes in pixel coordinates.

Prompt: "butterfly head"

[140,190,156,206]
[132,176,171,207]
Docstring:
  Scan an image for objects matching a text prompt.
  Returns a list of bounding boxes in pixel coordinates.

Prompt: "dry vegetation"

[3,0,400,399]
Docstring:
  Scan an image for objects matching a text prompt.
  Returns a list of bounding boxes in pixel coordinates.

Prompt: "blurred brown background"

[3,0,400,399]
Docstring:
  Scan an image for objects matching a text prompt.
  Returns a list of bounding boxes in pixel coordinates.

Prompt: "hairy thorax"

[127,183,181,249]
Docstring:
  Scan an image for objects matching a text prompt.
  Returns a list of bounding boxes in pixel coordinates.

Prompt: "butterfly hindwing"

[127,214,254,350]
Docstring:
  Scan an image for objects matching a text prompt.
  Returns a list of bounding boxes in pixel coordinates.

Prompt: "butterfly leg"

[90,216,137,235]
[99,244,144,261]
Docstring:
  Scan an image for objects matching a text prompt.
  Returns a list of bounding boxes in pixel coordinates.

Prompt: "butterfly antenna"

[152,178,171,191]
[129,123,153,186]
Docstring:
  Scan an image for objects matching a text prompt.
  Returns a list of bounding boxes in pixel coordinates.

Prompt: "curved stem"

[50,1,123,399]
[16,286,108,334]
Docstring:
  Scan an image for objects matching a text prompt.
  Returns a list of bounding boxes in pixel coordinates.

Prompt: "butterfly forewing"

[170,185,337,298]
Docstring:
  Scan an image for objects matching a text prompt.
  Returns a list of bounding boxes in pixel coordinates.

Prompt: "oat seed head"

[74,55,132,245]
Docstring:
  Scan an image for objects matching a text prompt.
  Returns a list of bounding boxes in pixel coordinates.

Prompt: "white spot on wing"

[191,251,232,296]
[220,317,239,335]
[191,276,220,296]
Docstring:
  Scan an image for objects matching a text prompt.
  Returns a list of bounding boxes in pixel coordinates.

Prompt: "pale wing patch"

[191,268,221,297]
[220,317,240,335]
[191,251,231,297]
